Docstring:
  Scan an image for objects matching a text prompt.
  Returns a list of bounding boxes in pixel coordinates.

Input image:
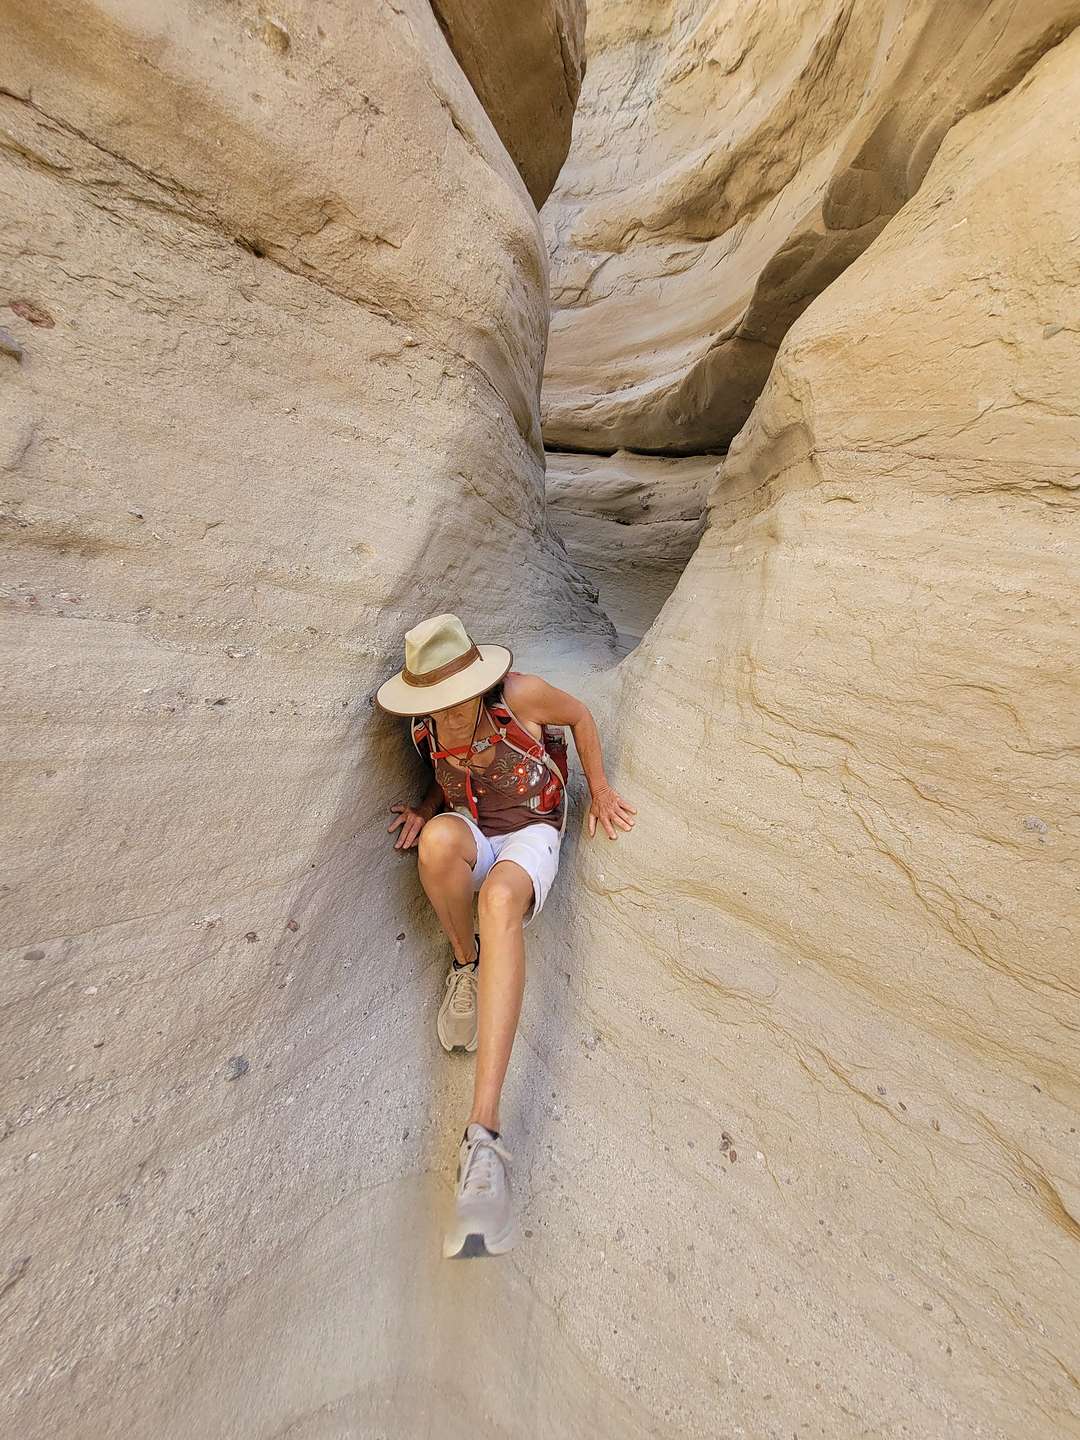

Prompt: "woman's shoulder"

[500,670,544,709]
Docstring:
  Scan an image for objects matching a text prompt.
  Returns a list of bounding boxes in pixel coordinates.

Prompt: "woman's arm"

[502,672,636,840]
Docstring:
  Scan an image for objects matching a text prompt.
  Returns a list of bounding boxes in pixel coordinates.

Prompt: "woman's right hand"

[388,803,428,851]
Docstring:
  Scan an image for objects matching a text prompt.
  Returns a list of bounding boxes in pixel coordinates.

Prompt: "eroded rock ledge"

[542,0,1080,453]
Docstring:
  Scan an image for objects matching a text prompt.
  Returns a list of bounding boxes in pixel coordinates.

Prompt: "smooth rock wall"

[0,3,608,1434]
[550,26,1080,1436]
[4,2,1079,1438]
[542,0,1080,453]
[430,0,587,207]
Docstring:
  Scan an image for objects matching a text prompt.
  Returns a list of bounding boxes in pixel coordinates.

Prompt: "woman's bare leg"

[417,816,477,966]
[470,860,533,1132]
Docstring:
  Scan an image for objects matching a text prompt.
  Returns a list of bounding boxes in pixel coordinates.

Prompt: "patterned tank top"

[427,700,566,838]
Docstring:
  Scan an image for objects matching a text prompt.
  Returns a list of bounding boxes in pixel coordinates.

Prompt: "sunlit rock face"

[0,2,607,1434]
[541,0,1080,453]
[553,25,1080,1436]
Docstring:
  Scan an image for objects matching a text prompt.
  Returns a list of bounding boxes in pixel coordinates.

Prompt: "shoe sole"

[437,1031,478,1054]
[443,1222,520,1260]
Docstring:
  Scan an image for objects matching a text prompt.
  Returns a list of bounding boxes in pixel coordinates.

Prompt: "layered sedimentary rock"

[430,0,586,207]
[550,25,1080,1436]
[542,0,1080,453]
[4,1,1080,1438]
[547,449,712,648]
[0,3,607,1435]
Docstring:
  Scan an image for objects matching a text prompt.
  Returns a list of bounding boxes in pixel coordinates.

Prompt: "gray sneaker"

[443,1124,520,1258]
[437,959,478,1052]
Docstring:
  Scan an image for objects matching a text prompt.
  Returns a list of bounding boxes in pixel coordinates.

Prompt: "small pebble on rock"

[225,1055,250,1081]
[259,17,290,52]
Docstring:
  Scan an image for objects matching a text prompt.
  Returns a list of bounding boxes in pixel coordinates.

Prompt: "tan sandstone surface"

[0,3,610,1436]
[430,0,587,208]
[3,1,1080,1438]
[542,0,1080,453]
[550,20,1080,1437]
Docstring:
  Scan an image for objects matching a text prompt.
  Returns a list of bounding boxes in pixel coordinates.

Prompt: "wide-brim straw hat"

[375,613,512,716]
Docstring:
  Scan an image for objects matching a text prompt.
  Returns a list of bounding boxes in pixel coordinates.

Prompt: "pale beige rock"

[542,0,1080,453]
[431,0,586,208]
[547,449,713,649]
[0,3,611,1436]
[554,26,1080,1437]
[4,2,1080,1438]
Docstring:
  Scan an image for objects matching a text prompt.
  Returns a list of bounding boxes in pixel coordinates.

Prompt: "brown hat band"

[401,643,482,688]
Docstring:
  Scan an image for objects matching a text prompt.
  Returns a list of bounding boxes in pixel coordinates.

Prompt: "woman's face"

[432,696,480,730]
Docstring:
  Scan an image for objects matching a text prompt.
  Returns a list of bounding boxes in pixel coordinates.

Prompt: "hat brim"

[375,644,513,716]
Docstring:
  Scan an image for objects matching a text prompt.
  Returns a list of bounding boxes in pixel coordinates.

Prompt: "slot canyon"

[2,2,1078,1437]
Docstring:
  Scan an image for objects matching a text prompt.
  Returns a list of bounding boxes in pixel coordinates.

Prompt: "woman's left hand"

[588,784,637,840]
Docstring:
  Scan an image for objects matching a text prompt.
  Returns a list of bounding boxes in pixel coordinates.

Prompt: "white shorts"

[445,810,562,926]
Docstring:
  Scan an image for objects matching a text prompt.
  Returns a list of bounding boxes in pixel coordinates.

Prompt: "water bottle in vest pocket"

[541,725,569,785]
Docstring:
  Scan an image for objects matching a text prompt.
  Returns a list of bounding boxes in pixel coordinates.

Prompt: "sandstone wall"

[549,23,1080,1436]
[4,1,1080,1438]
[546,449,712,650]
[0,3,608,1435]
[542,0,1080,453]
[430,0,587,208]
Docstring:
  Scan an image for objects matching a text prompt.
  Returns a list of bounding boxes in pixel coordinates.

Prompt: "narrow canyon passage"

[2,4,1079,1440]
[545,448,716,653]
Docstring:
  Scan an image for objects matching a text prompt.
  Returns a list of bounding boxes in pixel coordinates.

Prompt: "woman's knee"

[418,815,473,869]
[478,864,531,921]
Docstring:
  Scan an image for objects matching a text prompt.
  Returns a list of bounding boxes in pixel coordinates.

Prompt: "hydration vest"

[411,682,569,833]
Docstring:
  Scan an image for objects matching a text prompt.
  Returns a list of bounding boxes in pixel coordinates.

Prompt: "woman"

[377,613,635,1258]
